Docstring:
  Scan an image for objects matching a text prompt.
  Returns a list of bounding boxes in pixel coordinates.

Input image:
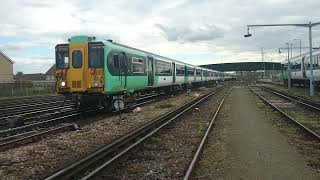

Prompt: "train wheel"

[74,99,82,109]
[102,98,113,112]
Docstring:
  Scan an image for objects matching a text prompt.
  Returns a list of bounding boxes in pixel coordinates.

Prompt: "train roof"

[282,49,320,64]
[106,40,219,72]
[67,35,220,73]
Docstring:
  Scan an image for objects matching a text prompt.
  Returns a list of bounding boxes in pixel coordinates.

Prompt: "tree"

[16,71,23,76]
[16,71,24,80]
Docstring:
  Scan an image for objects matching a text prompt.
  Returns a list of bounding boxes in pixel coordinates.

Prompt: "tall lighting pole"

[293,39,302,55]
[261,47,265,78]
[244,21,320,96]
[290,43,293,58]
[286,43,291,91]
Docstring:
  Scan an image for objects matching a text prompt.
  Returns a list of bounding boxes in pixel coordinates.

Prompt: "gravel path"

[193,86,320,179]
[0,89,205,180]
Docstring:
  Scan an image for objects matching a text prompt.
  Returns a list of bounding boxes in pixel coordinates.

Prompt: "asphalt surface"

[224,86,319,179]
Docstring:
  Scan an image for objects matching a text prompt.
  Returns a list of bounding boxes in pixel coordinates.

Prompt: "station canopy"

[200,62,282,72]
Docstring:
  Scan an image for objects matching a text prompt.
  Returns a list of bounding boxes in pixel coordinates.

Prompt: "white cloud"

[0,0,320,73]
[13,56,54,74]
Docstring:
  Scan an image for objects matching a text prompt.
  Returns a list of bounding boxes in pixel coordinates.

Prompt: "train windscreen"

[56,45,69,69]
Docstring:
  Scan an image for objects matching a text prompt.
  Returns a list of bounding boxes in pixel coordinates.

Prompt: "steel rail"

[45,86,227,180]
[183,86,234,180]
[248,86,320,140]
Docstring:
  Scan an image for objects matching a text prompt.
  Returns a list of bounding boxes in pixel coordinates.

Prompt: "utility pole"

[244,21,320,96]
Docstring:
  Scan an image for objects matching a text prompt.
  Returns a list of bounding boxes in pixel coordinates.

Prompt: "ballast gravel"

[95,87,228,179]
[0,89,209,180]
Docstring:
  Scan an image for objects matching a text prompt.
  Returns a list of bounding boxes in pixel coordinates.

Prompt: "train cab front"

[55,36,105,108]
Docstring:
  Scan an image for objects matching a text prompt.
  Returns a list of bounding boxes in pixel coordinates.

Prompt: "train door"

[147,57,154,86]
[172,62,176,84]
[119,52,127,89]
[69,43,87,92]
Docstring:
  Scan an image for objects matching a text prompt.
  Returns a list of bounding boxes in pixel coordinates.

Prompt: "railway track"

[0,92,163,152]
[0,95,64,109]
[0,100,72,117]
[259,84,320,109]
[0,94,73,130]
[0,123,78,151]
[184,87,233,180]
[248,85,320,140]
[45,85,230,180]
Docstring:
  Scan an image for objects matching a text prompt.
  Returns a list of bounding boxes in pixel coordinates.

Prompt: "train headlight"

[93,77,99,87]
[61,81,66,87]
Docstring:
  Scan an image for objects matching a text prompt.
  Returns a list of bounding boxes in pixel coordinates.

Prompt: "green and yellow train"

[55,36,234,110]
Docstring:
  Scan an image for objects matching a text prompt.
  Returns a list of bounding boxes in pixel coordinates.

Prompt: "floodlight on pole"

[244,27,252,37]
[244,21,320,96]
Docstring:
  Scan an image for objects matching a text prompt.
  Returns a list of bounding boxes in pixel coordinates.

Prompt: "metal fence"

[0,80,56,98]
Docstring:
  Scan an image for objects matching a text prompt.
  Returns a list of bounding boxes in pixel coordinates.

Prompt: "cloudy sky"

[1,0,320,74]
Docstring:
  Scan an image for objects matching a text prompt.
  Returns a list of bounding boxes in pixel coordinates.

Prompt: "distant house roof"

[19,73,47,81]
[45,64,56,75]
[0,49,15,64]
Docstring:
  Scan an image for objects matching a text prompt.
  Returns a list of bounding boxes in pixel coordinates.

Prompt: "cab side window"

[88,44,104,68]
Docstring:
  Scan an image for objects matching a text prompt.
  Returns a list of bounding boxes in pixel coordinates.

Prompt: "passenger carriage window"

[187,67,194,76]
[156,61,165,75]
[72,50,82,68]
[314,61,319,68]
[132,57,145,74]
[165,63,172,76]
[156,61,172,76]
[176,65,185,76]
[196,69,201,77]
[113,54,119,69]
